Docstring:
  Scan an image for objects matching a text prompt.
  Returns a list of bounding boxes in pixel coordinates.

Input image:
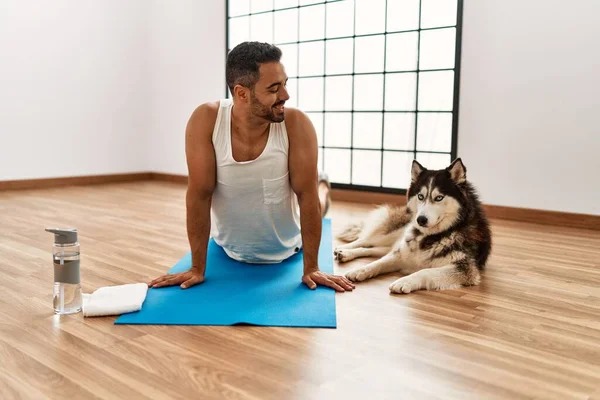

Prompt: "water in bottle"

[46,228,82,314]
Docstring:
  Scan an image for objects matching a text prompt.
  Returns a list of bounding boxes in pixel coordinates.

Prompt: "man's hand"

[148,267,205,289]
[302,270,355,292]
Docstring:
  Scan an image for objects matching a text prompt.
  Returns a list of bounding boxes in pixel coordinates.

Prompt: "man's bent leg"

[318,170,332,218]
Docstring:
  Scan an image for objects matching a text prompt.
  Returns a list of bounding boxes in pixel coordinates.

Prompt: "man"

[149,42,355,292]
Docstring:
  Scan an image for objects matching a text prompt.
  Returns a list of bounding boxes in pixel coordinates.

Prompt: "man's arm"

[149,102,217,289]
[287,109,354,292]
[185,103,217,277]
[287,109,321,274]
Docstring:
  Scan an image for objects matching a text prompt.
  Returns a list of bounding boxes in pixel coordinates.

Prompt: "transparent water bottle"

[45,228,82,314]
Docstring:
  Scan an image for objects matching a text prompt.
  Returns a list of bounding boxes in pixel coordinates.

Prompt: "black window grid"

[225,0,463,194]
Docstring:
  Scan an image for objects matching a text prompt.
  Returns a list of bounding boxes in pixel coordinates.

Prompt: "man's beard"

[250,92,285,123]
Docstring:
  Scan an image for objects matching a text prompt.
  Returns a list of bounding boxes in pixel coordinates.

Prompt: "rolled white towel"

[82,283,148,317]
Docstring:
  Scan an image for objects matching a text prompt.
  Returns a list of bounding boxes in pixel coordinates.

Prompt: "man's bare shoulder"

[190,101,219,123]
[187,101,220,139]
[283,107,313,137]
[193,101,219,117]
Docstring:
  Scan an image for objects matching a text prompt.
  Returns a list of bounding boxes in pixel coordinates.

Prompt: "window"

[226,0,462,193]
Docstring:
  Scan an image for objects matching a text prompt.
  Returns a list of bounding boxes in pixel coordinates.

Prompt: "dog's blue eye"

[417,194,424,201]
[435,195,444,202]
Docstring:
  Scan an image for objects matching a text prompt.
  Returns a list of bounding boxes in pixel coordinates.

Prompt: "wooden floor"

[1,181,599,400]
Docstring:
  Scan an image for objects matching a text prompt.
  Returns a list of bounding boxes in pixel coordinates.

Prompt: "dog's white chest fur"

[393,225,430,269]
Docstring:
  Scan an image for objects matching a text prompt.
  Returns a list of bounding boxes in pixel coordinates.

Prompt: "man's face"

[249,62,290,123]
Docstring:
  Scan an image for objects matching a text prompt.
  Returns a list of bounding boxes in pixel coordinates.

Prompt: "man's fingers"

[329,274,355,289]
[181,275,203,289]
[152,275,185,288]
[152,280,174,288]
[332,276,354,291]
[326,279,345,292]
[316,276,345,292]
[148,275,167,286]
[149,275,170,287]
[339,276,356,289]
[303,275,317,290]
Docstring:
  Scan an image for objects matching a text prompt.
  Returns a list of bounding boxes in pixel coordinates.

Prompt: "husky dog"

[336,158,492,294]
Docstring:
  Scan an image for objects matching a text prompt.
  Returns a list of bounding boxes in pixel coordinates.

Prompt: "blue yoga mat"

[115,219,336,328]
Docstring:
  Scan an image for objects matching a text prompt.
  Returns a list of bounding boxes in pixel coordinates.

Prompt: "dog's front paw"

[389,276,421,294]
[334,249,351,263]
[345,267,372,282]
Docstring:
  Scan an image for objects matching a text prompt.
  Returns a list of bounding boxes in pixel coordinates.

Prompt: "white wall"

[458,0,600,215]
[0,0,149,181]
[148,0,226,175]
[2,1,597,216]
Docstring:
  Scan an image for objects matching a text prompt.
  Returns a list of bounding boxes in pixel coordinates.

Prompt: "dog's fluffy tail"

[336,222,363,242]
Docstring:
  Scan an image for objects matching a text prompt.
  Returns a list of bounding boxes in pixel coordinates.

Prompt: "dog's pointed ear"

[447,158,466,184]
[411,160,425,182]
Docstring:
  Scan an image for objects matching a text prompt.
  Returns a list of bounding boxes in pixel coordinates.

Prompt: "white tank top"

[209,99,302,263]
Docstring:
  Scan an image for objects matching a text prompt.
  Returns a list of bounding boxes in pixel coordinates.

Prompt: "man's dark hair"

[226,41,282,94]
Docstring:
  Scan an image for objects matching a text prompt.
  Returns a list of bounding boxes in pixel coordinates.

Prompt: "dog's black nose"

[417,216,428,227]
